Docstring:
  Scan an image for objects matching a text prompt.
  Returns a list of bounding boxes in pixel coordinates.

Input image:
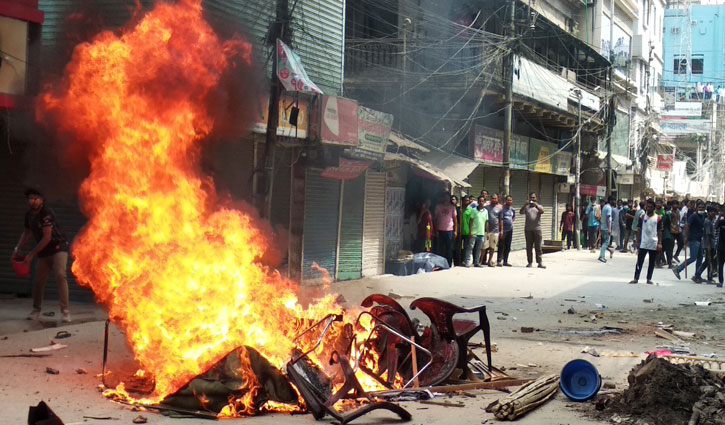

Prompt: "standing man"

[611,200,622,250]
[520,192,545,268]
[598,196,615,263]
[461,197,474,266]
[585,198,600,251]
[661,203,676,268]
[559,203,575,250]
[497,195,515,266]
[483,193,503,267]
[715,205,725,288]
[671,201,684,262]
[629,199,662,285]
[470,196,489,267]
[13,189,71,323]
[632,201,646,252]
[694,206,717,283]
[434,193,458,267]
[673,201,706,280]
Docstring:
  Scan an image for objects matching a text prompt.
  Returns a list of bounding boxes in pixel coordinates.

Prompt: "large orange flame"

[36,0,355,407]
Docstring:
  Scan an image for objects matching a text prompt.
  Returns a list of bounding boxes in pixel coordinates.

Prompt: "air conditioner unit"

[671,27,680,34]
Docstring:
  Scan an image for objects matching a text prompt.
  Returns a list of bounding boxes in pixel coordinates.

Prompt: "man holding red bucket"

[12,189,71,323]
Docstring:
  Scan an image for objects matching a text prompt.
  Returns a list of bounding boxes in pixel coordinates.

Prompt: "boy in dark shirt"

[13,189,71,322]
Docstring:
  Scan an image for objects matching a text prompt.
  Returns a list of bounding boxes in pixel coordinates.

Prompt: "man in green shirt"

[461,196,475,266]
[470,196,489,267]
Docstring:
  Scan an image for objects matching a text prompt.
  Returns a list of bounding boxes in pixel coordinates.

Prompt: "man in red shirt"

[560,204,575,249]
[434,193,458,267]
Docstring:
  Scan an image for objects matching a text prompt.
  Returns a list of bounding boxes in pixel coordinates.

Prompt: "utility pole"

[261,0,291,219]
[606,0,614,197]
[575,90,582,250]
[502,0,516,197]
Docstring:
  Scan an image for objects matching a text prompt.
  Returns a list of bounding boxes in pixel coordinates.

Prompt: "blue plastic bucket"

[559,359,602,401]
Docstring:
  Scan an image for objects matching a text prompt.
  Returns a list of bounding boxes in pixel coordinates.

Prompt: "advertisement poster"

[471,125,503,163]
[320,96,359,146]
[276,39,323,94]
[511,133,529,169]
[555,151,572,176]
[357,106,393,153]
[656,154,674,171]
[528,138,557,174]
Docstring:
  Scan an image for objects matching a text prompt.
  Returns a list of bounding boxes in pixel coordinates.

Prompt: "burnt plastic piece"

[410,297,492,380]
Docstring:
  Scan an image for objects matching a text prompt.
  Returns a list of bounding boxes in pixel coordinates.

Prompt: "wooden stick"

[419,400,465,408]
[410,336,419,388]
[426,379,532,393]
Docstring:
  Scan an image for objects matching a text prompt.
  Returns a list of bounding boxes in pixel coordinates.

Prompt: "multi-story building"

[658,2,723,200]
[346,0,611,253]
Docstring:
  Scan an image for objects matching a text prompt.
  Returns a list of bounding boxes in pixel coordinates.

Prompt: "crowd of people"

[417,190,546,270]
[417,189,725,288]
[571,196,725,286]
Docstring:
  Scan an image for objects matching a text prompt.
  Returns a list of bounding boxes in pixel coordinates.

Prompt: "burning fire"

[36,0,380,413]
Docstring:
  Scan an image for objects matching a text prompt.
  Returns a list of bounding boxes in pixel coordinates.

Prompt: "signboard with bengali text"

[357,106,393,154]
[471,125,503,164]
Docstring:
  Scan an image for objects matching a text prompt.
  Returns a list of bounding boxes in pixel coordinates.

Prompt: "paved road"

[1,248,723,424]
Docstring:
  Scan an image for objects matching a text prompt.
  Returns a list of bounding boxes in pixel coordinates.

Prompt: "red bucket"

[11,256,30,278]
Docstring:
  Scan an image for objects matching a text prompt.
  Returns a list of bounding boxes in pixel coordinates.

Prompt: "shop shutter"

[484,167,503,197]
[337,176,364,280]
[538,174,555,240]
[362,171,385,276]
[556,189,571,242]
[467,165,485,197]
[509,170,528,250]
[303,170,340,283]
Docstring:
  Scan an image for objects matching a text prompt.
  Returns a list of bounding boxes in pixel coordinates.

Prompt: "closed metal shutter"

[538,174,555,240]
[362,171,385,276]
[337,176,364,280]
[484,167,503,197]
[467,165,485,197]
[510,170,528,250]
[303,170,340,283]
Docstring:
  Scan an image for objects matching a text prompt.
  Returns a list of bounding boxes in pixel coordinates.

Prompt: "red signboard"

[656,154,674,171]
[320,159,371,180]
[320,96,358,146]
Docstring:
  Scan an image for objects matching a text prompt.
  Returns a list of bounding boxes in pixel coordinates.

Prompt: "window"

[692,58,703,74]
[674,58,687,74]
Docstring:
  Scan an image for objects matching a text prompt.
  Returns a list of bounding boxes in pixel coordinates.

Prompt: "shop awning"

[384,152,471,188]
[388,131,431,153]
[422,150,480,186]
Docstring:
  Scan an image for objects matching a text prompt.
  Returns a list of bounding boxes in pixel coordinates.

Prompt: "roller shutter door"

[303,170,340,283]
[510,170,528,250]
[467,165,485,197]
[337,176,364,281]
[362,171,385,276]
[538,174,555,240]
[484,167,503,197]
